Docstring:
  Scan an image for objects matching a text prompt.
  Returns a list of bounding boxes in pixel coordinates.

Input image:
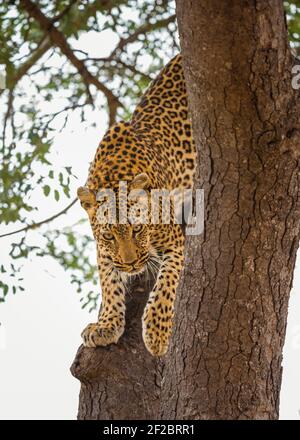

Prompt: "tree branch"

[86,58,153,82]
[108,14,176,60]
[0,198,78,239]
[2,90,14,148]
[8,1,125,91]
[8,37,52,89]
[84,15,177,82]
[51,0,79,23]
[19,0,122,126]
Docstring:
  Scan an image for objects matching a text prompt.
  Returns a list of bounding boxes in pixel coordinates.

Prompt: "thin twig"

[86,58,153,82]
[51,0,78,23]
[9,37,53,88]
[0,198,78,239]
[108,14,176,60]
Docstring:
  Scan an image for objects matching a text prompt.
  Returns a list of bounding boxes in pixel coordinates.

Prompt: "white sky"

[0,19,300,421]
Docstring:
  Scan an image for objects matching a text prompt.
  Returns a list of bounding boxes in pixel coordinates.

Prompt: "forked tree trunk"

[71,277,160,420]
[160,0,300,420]
[71,0,300,420]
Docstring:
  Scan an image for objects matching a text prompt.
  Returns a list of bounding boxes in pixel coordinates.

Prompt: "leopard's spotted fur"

[78,54,195,356]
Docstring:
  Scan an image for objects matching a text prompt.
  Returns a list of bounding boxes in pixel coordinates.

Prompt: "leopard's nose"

[129,259,138,267]
[121,254,138,265]
[118,241,137,264]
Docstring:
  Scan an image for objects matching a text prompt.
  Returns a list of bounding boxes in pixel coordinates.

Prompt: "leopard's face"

[77,173,152,275]
[98,223,151,274]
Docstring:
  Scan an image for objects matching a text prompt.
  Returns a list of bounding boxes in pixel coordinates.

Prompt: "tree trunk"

[70,277,160,420]
[160,0,300,420]
[71,0,300,420]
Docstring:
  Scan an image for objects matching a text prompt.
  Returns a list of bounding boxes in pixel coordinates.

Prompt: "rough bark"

[70,277,160,420]
[160,0,300,420]
[71,0,300,420]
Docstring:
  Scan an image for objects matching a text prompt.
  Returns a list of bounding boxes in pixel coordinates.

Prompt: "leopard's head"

[78,173,153,274]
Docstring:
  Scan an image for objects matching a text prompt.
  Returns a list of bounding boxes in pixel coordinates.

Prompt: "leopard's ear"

[130,173,150,190]
[77,186,96,205]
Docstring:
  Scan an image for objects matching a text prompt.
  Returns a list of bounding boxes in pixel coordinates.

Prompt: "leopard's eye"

[132,225,143,234]
[103,232,114,241]
[82,202,91,210]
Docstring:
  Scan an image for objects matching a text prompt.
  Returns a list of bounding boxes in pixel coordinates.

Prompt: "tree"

[72,0,300,420]
[161,0,300,420]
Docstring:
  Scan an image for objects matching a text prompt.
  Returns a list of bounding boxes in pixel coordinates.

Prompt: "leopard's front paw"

[142,328,170,356]
[142,309,172,356]
[81,322,124,348]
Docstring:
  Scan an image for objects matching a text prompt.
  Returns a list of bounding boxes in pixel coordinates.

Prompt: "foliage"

[0,0,178,307]
[285,0,300,52]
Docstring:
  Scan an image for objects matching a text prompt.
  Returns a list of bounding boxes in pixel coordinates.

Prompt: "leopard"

[77,54,196,356]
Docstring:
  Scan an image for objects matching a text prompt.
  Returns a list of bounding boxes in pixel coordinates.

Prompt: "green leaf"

[43,185,51,196]
[63,186,70,198]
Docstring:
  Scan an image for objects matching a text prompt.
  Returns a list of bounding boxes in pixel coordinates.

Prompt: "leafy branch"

[0,198,78,239]
[19,0,122,126]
